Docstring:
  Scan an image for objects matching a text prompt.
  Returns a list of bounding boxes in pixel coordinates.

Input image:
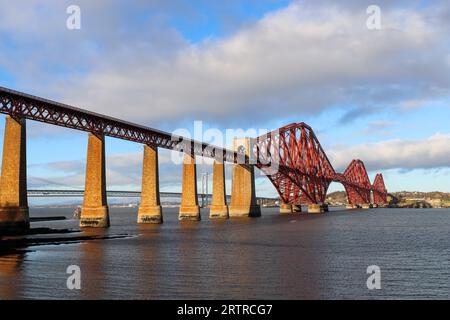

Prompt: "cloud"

[339,105,380,124]
[328,133,450,172]
[64,2,450,126]
[1,1,449,128]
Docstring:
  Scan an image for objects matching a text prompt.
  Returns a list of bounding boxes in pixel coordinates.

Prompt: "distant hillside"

[326,191,450,208]
[390,191,450,208]
[326,191,348,205]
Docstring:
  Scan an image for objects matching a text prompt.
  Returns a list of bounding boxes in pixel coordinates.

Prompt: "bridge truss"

[255,123,388,205]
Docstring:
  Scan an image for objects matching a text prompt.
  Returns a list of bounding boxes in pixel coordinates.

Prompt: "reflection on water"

[1,207,450,299]
[0,253,24,299]
[79,232,106,299]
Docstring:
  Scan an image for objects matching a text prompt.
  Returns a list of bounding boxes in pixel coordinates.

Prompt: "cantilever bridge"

[256,123,387,206]
[0,86,387,231]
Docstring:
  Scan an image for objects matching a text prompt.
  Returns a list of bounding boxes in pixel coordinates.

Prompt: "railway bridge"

[0,86,387,232]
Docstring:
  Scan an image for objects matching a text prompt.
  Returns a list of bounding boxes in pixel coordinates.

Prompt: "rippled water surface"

[1,207,449,299]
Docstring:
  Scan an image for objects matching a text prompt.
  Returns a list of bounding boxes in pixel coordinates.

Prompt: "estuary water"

[0,207,449,299]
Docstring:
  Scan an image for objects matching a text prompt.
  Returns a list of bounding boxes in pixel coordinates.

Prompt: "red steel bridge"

[0,86,387,206]
[256,124,387,206]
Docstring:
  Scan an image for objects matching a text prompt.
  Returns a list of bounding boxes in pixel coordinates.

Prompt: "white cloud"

[329,133,450,172]
[398,99,431,110]
[60,2,450,125]
[1,1,449,127]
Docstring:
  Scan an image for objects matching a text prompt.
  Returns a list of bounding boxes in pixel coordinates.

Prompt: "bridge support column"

[280,203,293,214]
[229,138,261,218]
[229,164,261,217]
[280,203,302,214]
[0,116,29,233]
[138,145,162,224]
[361,203,373,209]
[179,153,200,221]
[80,133,110,228]
[210,161,228,219]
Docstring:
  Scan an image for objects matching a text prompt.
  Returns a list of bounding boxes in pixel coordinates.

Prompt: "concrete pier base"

[138,145,163,224]
[80,133,110,228]
[210,161,229,219]
[0,116,29,233]
[308,204,328,214]
[80,206,110,228]
[179,206,201,221]
[209,205,229,219]
[280,203,293,214]
[138,206,162,224]
[179,153,200,221]
[361,203,373,209]
[0,207,30,232]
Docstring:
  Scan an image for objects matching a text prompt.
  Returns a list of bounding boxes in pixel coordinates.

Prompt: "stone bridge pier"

[229,138,261,218]
[137,145,162,224]
[179,152,201,221]
[209,161,229,219]
[0,116,29,233]
[80,133,110,228]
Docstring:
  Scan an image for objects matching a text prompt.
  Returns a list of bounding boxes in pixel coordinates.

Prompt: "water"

[0,207,449,299]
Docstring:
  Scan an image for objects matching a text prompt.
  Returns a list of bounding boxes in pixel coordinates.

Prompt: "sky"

[0,0,450,203]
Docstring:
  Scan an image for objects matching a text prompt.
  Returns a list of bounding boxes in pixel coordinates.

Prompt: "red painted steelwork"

[255,123,388,205]
[372,174,388,205]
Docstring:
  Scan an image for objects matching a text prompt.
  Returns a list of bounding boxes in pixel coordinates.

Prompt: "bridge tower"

[229,138,261,217]
[0,116,29,233]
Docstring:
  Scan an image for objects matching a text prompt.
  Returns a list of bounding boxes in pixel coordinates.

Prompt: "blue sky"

[1,0,450,202]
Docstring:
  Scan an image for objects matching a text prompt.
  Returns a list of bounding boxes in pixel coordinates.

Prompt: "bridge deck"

[0,86,239,163]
